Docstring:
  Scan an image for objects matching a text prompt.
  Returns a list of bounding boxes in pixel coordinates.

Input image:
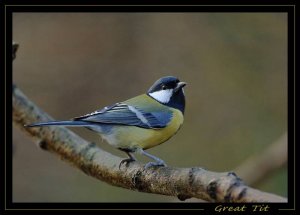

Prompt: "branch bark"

[12,43,287,203]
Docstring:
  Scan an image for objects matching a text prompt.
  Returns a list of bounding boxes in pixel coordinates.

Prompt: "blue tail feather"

[25,120,90,127]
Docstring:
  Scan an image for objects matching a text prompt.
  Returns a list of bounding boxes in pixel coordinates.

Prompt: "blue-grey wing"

[73,103,172,129]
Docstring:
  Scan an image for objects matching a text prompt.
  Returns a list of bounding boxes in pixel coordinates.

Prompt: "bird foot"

[144,161,167,169]
[119,158,136,169]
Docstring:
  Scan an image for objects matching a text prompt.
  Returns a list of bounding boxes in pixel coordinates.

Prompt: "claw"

[119,158,136,169]
[118,149,137,169]
[144,161,167,169]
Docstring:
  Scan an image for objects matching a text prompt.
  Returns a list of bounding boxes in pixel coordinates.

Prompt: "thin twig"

[235,133,287,186]
[13,42,19,60]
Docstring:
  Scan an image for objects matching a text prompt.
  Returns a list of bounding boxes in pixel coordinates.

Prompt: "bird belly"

[101,109,184,150]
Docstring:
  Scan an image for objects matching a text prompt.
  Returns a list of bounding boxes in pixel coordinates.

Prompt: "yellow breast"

[108,108,184,150]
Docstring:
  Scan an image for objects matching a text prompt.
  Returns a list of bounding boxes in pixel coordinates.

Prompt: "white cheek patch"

[149,89,173,104]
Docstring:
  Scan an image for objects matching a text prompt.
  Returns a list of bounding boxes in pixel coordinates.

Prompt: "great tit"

[26,76,186,168]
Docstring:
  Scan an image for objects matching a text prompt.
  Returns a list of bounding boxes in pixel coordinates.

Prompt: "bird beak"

[174,82,187,92]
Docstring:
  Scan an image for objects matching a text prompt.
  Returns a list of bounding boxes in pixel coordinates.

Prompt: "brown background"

[13,13,287,202]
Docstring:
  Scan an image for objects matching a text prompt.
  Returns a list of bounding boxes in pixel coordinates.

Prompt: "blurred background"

[13,13,287,202]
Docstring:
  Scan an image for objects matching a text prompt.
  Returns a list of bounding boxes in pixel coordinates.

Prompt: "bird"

[25,76,186,168]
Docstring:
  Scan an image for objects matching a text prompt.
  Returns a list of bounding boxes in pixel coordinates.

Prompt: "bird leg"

[119,149,137,169]
[137,149,167,168]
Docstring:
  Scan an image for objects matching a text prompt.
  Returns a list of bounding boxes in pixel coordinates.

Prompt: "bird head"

[147,76,186,114]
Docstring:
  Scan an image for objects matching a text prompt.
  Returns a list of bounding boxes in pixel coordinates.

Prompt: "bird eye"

[162,85,167,90]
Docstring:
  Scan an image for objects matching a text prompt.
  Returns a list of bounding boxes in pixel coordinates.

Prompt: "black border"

[4,2,296,213]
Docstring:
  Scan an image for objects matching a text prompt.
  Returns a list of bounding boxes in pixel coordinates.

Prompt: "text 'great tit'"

[26,76,186,168]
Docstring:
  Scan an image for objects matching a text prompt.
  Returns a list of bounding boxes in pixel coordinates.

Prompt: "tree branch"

[12,43,287,203]
[234,133,287,186]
